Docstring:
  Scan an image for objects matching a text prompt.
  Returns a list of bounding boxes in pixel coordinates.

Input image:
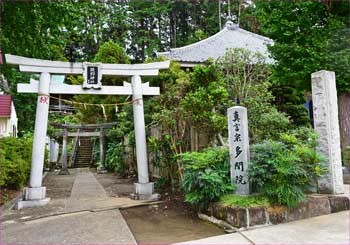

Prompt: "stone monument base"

[15,186,50,209]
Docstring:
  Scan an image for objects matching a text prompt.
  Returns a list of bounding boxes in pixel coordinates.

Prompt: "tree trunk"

[338,92,350,169]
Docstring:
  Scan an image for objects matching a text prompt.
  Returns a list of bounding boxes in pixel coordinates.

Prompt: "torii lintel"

[5,54,170,76]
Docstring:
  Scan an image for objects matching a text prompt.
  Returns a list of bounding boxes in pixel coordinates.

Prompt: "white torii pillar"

[6,54,169,208]
[18,73,51,209]
[132,75,155,198]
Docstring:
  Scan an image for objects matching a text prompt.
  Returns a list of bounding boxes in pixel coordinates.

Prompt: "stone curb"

[205,195,350,228]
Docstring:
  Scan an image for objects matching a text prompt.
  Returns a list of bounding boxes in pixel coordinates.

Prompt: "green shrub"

[341,146,350,167]
[179,147,234,209]
[154,176,170,190]
[0,136,33,190]
[105,142,127,176]
[94,40,130,64]
[248,127,326,207]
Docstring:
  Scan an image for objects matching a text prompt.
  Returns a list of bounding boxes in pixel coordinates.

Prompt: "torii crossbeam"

[5,54,170,209]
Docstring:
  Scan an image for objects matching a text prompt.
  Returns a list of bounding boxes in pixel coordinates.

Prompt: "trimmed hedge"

[0,136,33,190]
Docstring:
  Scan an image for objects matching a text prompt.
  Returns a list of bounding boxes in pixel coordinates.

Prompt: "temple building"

[157,20,274,67]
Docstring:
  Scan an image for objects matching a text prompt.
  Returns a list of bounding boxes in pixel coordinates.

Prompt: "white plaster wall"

[0,102,18,138]
[10,102,18,137]
[0,117,8,137]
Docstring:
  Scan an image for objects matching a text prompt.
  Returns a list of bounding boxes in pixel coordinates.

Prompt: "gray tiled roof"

[157,21,274,64]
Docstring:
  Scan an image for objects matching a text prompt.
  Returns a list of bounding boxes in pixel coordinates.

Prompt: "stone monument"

[311,70,344,194]
[227,106,250,195]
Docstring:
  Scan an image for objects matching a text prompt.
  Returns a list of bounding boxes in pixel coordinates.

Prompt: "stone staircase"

[73,138,93,168]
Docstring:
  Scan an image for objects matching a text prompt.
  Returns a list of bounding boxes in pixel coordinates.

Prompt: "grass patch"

[220,194,270,208]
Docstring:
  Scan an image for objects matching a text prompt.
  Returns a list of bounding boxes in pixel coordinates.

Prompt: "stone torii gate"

[53,122,118,174]
[5,54,169,209]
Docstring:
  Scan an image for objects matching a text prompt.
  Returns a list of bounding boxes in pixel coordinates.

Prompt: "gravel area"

[42,169,77,199]
[1,169,77,223]
[121,200,225,244]
[94,172,135,197]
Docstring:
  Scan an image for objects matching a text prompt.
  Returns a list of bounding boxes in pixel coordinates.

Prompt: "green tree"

[147,60,227,185]
[71,41,131,123]
[0,1,69,134]
[216,48,291,143]
[248,1,350,163]
[60,1,129,61]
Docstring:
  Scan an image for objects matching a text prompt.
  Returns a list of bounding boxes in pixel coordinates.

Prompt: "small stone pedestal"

[130,182,160,200]
[15,187,50,210]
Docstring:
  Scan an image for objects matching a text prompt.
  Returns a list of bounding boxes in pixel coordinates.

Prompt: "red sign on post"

[39,96,49,104]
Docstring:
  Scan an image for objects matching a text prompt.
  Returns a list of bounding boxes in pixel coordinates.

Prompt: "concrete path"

[1,169,137,244]
[65,169,152,213]
[176,210,350,245]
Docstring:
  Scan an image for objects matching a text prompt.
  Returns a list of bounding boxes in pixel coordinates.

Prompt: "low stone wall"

[205,195,350,228]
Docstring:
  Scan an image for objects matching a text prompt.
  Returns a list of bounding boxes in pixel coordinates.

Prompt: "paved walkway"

[176,210,350,245]
[1,171,349,244]
[1,169,137,244]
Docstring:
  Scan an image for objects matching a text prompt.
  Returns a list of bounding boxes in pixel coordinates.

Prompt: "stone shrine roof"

[157,21,274,67]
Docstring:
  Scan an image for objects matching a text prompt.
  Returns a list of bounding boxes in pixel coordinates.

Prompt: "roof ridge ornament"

[225,15,239,30]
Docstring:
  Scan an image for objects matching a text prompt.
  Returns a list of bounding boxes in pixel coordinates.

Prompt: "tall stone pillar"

[49,138,59,167]
[17,73,51,209]
[311,70,344,194]
[131,75,157,199]
[49,138,55,164]
[59,128,69,175]
[228,106,250,195]
[98,128,107,173]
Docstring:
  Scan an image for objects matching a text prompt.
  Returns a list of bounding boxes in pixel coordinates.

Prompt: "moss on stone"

[220,194,270,208]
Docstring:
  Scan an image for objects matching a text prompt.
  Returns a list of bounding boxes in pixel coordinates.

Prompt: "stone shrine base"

[203,194,350,228]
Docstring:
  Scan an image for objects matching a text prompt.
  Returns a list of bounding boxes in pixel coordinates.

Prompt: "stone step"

[77,151,92,154]
[76,155,92,158]
[73,139,94,168]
